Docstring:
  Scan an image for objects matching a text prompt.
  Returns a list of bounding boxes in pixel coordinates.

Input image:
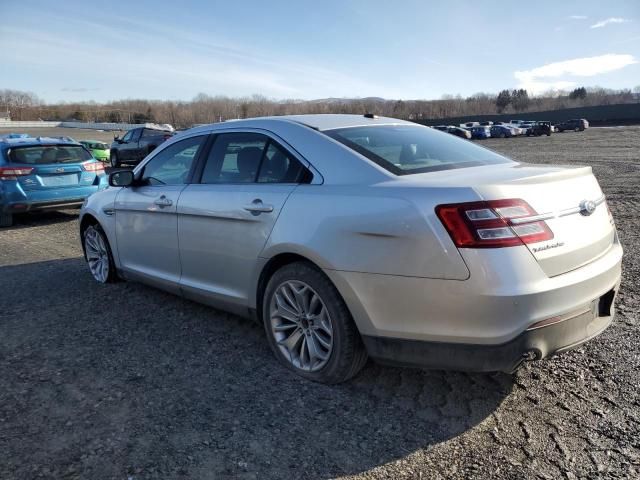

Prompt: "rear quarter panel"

[260,184,476,280]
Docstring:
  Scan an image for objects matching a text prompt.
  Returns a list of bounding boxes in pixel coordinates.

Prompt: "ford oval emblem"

[580,200,597,216]
[55,167,65,173]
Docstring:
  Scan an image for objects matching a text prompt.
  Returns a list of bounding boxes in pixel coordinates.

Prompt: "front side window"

[121,130,133,142]
[325,125,512,175]
[140,135,205,186]
[130,129,142,142]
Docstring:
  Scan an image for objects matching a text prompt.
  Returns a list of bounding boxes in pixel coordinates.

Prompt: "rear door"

[177,131,308,312]
[115,134,207,293]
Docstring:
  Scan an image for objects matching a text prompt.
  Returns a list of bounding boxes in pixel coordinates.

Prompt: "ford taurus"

[79,114,622,383]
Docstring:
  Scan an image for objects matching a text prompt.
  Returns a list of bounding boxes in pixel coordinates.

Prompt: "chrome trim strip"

[510,195,605,225]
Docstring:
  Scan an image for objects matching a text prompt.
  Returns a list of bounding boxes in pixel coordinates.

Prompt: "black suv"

[526,121,552,137]
[110,127,174,167]
[556,118,589,132]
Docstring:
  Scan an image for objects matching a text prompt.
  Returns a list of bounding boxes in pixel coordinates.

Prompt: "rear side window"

[200,133,308,184]
[7,145,92,165]
[202,133,268,184]
[257,142,305,183]
[325,125,512,175]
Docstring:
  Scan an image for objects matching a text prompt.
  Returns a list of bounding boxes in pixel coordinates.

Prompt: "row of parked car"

[433,118,590,140]
[0,125,179,227]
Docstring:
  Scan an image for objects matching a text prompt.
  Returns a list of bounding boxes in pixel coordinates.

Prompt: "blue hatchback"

[0,136,108,227]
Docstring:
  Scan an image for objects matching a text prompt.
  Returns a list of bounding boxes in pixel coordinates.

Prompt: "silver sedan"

[80,114,622,383]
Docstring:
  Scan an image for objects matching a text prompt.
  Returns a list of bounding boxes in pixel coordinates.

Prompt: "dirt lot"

[1,127,639,479]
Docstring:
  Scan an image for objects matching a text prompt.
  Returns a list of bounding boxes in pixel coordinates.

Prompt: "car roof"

[193,114,416,133]
[0,136,80,149]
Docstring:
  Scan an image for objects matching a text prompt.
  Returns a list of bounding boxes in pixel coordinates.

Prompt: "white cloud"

[514,54,637,93]
[568,15,588,20]
[590,17,632,28]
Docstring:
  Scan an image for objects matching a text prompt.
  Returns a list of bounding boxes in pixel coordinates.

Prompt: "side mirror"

[113,135,120,141]
[109,170,134,187]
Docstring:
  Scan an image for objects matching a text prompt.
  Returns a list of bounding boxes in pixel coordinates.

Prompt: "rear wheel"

[263,262,367,384]
[0,212,13,228]
[83,223,118,283]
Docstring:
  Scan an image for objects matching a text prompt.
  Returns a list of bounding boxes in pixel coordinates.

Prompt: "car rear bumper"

[3,198,86,213]
[324,238,622,371]
[361,289,615,372]
[1,184,105,213]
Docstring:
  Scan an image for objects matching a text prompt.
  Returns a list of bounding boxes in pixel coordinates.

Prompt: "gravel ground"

[0,126,639,479]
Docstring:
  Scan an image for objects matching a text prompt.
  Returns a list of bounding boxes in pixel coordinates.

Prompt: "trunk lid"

[406,162,616,277]
[5,144,98,191]
[18,163,85,190]
[469,164,614,277]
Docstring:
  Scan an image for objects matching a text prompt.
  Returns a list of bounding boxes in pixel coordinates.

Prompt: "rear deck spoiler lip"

[509,195,606,225]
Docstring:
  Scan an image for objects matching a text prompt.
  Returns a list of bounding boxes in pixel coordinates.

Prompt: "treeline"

[1,86,638,128]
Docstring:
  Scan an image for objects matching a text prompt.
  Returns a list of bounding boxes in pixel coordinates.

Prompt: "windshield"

[325,125,511,175]
[7,145,93,165]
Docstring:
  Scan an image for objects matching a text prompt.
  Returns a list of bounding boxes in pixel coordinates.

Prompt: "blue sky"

[1,0,638,102]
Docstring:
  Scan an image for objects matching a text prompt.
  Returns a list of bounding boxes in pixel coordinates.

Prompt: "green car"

[79,140,110,162]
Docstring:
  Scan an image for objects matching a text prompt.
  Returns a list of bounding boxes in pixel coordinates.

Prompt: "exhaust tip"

[522,350,540,361]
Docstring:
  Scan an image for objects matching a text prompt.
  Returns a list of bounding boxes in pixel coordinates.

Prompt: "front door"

[114,134,207,293]
[118,128,141,163]
[177,132,308,313]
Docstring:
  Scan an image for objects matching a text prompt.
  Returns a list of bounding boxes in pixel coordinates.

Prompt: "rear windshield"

[7,145,93,165]
[325,125,511,175]
[87,142,108,150]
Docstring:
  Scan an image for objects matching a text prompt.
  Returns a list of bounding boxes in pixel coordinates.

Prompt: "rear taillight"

[82,161,105,172]
[0,166,34,180]
[436,199,553,248]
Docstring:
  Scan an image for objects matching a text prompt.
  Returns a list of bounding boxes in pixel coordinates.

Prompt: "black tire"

[0,212,13,228]
[499,132,506,138]
[263,261,368,384]
[574,127,580,132]
[110,151,119,168]
[82,223,119,283]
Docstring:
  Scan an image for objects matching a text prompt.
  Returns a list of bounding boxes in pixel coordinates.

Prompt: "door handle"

[154,195,173,207]
[243,199,274,215]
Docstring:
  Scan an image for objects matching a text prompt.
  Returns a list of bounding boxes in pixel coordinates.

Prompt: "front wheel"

[0,212,13,228]
[110,151,119,168]
[263,262,367,384]
[83,224,118,283]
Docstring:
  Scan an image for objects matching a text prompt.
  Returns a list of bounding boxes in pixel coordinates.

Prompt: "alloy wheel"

[84,226,110,283]
[269,280,334,372]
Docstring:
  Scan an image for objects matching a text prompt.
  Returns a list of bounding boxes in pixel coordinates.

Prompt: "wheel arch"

[254,252,321,323]
[79,213,100,257]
